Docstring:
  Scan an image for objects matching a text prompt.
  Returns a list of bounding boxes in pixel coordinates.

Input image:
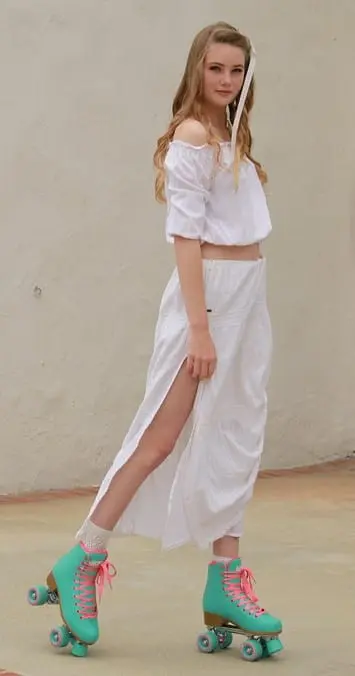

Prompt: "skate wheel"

[197,630,219,653]
[262,637,284,657]
[27,585,49,606]
[241,639,263,662]
[71,642,88,658]
[216,630,233,649]
[49,624,71,648]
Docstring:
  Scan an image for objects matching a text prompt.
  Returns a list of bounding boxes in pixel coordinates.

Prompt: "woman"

[30,21,283,660]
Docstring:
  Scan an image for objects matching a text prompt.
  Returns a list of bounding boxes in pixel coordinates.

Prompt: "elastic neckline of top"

[169,139,231,150]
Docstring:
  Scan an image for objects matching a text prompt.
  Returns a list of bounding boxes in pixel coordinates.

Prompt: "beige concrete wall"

[1,0,355,494]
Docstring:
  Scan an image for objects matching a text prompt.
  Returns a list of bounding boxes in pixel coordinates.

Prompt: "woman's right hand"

[186,327,217,380]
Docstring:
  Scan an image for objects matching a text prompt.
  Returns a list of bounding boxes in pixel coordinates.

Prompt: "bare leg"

[212,535,240,559]
[91,362,199,531]
[48,365,199,650]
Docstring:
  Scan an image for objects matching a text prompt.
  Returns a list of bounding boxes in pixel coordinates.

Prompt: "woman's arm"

[174,236,208,331]
[169,120,216,380]
[174,236,216,380]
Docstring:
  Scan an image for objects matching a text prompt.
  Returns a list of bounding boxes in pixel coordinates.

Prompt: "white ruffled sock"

[212,555,233,564]
[78,519,112,551]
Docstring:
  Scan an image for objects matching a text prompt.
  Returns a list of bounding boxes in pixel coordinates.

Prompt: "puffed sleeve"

[164,141,214,242]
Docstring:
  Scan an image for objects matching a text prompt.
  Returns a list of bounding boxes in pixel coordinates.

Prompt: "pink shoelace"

[223,567,265,618]
[74,558,117,620]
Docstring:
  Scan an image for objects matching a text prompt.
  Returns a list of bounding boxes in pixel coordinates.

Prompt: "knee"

[152,439,176,468]
[140,434,176,471]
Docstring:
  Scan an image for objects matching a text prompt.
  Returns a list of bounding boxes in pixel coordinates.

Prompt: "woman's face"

[203,42,246,109]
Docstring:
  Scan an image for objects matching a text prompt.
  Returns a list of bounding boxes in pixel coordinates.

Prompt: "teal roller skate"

[28,542,116,657]
[197,559,283,662]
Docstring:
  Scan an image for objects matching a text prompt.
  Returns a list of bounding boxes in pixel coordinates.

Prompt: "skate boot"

[29,542,116,657]
[197,558,283,662]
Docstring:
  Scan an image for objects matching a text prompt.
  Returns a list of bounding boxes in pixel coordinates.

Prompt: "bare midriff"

[200,241,261,261]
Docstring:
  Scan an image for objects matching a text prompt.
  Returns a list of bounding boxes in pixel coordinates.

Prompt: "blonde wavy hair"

[153,22,267,203]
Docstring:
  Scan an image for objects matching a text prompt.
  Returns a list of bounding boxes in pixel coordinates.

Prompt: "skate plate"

[27,582,90,657]
[197,618,283,662]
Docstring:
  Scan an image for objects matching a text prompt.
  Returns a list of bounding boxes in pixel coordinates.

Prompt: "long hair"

[153,22,267,203]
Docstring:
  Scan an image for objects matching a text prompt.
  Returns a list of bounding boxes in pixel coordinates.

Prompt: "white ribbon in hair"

[230,43,256,162]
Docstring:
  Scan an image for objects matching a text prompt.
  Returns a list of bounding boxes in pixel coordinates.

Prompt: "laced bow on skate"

[223,567,265,618]
[96,561,117,602]
[74,558,117,620]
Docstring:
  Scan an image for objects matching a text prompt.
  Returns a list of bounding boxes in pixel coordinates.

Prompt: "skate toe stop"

[71,642,89,658]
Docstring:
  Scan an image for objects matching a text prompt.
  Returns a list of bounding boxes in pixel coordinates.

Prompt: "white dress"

[76,142,273,550]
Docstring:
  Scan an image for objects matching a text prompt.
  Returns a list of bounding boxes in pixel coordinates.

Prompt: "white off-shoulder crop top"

[164,140,272,246]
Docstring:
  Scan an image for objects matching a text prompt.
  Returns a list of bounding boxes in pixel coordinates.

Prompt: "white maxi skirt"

[77,258,272,550]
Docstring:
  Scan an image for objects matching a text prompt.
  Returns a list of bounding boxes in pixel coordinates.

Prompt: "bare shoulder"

[173,119,208,146]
